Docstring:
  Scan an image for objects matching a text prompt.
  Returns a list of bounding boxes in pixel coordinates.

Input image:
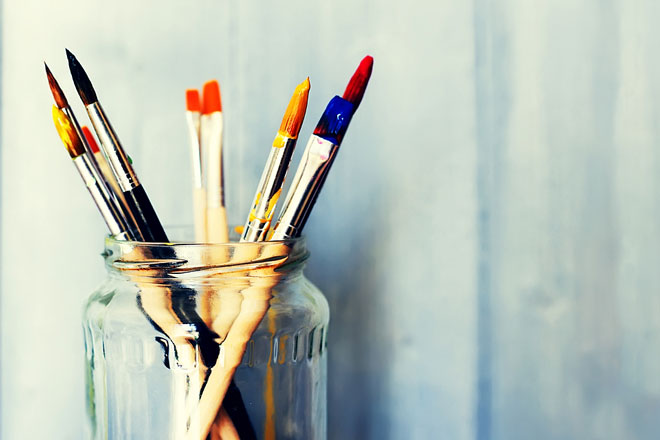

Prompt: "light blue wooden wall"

[1,1,659,439]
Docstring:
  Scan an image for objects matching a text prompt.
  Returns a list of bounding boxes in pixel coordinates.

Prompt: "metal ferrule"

[87,102,140,192]
[73,155,129,237]
[242,136,297,242]
[63,106,93,160]
[186,112,203,188]
[202,113,224,208]
[270,135,338,240]
[63,105,120,208]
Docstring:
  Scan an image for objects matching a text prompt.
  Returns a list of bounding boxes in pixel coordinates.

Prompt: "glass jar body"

[83,239,329,440]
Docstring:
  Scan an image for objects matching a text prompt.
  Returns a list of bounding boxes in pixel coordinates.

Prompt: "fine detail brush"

[201,79,229,243]
[270,56,373,240]
[186,89,207,242]
[51,106,134,240]
[241,77,310,242]
[46,62,136,233]
[66,48,167,242]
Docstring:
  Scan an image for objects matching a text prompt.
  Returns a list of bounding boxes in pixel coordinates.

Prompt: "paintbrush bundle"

[46,50,372,439]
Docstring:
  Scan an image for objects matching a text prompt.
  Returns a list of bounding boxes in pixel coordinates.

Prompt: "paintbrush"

[201,80,229,243]
[270,56,372,240]
[51,106,134,240]
[64,50,254,438]
[66,48,168,242]
[241,77,310,242]
[45,63,136,233]
[186,89,207,243]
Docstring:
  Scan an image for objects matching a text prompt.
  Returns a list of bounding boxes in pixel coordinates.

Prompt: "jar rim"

[103,228,309,279]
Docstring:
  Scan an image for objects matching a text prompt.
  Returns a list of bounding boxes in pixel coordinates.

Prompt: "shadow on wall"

[305,194,392,440]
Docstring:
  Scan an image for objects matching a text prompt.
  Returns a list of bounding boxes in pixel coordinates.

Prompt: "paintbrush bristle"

[66,49,98,106]
[279,77,310,139]
[202,80,222,114]
[342,55,373,111]
[45,63,68,109]
[52,106,85,158]
[82,126,100,154]
[186,89,201,112]
[313,96,355,145]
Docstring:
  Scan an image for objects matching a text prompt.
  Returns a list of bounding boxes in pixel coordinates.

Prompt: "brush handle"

[123,185,168,242]
[207,206,229,243]
[73,155,130,237]
[193,187,208,243]
[94,152,129,214]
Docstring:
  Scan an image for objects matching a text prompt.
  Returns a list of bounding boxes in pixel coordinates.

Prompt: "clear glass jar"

[83,235,329,439]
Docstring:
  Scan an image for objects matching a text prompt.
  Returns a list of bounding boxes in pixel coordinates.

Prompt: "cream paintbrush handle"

[193,187,208,243]
[207,206,229,243]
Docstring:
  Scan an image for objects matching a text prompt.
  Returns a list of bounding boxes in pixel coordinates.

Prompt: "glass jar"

[83,235,329,440]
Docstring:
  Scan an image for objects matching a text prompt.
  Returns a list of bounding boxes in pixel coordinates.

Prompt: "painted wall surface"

[1,1,659,439]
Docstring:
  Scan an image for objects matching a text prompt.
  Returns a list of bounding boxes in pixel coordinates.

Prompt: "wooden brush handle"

[207,205,229,243]
[193,187,208,243]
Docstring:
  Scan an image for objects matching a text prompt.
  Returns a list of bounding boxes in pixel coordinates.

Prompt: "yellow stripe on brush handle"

[207,205,229,243]
[193,187,208,243]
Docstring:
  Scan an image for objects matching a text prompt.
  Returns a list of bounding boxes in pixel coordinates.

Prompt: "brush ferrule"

[241,136,297,242]
[202,113,224,208]
[270,135,338,240]
[73,155,128,237]
[87,102,140,192]
[186,112,202,188]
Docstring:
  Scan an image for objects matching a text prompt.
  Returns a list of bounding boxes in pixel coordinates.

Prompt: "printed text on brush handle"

[87,103,140,192]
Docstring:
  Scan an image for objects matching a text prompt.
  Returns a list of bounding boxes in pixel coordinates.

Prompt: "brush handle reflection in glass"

[83,236,329,439]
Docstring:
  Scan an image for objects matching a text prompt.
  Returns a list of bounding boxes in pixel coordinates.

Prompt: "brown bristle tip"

[279,77,311,138]
[202,80,222,114]
[186,89,201,112]
[82,126,100,154]
[44,62,68,108]
[52,106,84,158]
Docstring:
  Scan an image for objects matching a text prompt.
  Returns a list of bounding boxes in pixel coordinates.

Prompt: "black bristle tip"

[65,49,97,106]
[44,62,68,108]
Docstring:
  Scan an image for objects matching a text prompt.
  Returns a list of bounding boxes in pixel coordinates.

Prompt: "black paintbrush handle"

[122,185,168,242]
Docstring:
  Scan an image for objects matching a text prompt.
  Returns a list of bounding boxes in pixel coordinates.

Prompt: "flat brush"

[66,49,167,242]
[51,106,133,240]
[270,96,355,240]
[271,57,373,239]
[241,77,310,242]
[186,89,207,242]
[201,80,229,243]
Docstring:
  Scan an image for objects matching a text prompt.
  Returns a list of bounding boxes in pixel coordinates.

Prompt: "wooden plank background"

[1,0,659,439]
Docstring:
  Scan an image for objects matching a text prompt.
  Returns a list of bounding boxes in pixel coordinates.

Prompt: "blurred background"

[2,0,660,439]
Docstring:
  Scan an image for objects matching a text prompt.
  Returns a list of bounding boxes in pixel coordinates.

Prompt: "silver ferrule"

[270,135,338,240]
[202,113,224,208]
[242,136,297,242]
[87,102,139,192]
[186,112,203,188]
[73,155,128,237]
